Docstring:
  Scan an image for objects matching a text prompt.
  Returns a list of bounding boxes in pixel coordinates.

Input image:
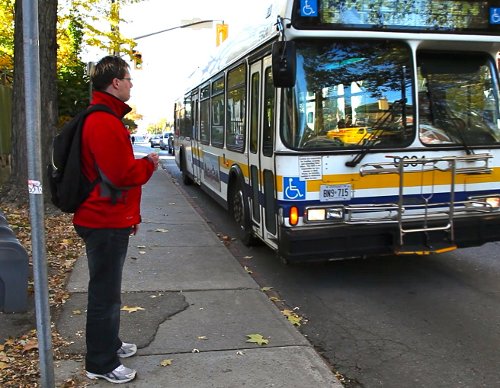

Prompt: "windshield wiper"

[426,86,473,155]
[345,98,406,167]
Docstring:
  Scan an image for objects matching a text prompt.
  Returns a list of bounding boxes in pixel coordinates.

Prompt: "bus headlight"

[326,208,344,220]
[485,197,500,208]
[307,208,326,221]
[305,207,344,222]
[467,195,500,211]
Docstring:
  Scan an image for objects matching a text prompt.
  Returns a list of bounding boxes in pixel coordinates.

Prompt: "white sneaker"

[86,364,137,384]
[117,342,137,358]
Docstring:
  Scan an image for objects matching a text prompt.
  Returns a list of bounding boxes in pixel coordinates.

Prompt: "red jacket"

[73,91,155,228]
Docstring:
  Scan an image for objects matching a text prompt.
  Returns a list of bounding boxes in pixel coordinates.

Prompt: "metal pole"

[134,19,220,40]
[21,0,55,386]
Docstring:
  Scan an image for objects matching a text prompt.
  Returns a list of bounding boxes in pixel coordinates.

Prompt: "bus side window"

[250,72,260,154]
[262,67,275,157]
[226,64,247,152]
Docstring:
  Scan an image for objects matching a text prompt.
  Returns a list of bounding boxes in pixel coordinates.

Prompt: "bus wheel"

[181,153,193,185]
[230,182,256,246]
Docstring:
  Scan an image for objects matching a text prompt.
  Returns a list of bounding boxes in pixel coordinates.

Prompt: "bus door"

[249,57,278,247]
[191,91,202,184]
[178,96,194,182]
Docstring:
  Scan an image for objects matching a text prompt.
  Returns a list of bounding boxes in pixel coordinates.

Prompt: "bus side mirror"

[272,41,296,88]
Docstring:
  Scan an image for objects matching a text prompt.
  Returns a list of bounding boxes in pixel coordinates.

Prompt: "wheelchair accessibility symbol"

[300,0,318,17]
[491,8,500,24]
[283,177,306,200]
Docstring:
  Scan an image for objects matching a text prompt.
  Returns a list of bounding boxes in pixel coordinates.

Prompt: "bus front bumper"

[278,214,500,262]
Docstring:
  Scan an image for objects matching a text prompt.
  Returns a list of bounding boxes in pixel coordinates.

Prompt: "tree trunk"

[9,0,58,203]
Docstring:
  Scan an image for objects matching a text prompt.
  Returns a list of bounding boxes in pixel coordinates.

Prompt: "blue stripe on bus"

[275,189,499,215]
[220,171,230,184]
[194,164,497,213]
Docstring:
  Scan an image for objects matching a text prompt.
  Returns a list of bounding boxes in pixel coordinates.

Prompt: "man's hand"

[131,224,139,235]
[147,152,160,170]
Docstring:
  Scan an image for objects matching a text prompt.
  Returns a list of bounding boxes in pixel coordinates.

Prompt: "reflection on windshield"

[418,53,500,147]
[281,40,414,150]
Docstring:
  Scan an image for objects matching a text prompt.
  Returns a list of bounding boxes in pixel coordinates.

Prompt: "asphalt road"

[150,146,500,388]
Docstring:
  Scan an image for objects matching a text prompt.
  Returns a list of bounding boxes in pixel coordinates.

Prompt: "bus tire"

[230,181,257,246]
[180,152,193,185]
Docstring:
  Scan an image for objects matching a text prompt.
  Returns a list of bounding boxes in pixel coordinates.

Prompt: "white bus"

[174,0,500,263]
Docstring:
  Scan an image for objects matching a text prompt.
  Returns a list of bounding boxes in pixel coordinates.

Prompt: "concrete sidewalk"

[54,168,342,387]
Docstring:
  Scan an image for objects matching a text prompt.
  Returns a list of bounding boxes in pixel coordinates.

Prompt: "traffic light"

[133,50,142,70]
[216,24,228,46]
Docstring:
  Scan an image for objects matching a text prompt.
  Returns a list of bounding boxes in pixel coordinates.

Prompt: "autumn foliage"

[0,204,87,387]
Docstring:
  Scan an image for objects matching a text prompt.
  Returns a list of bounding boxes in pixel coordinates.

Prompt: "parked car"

[150,135,162,148]
[326,126,376,145]
[132,135,147,144]
[159,132,174,154]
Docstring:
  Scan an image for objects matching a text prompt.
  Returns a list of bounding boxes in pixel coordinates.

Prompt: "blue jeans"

[75,226,131,374]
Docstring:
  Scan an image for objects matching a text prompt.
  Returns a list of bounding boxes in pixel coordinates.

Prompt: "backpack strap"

[85,104,117,118]
[83,104,131,205]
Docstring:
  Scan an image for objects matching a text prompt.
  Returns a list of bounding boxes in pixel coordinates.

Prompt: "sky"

[84,0,272,130]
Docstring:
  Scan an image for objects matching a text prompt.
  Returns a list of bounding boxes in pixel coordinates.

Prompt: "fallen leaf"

[269,296,283,302]
[244,266,253,274]
[160,359,173,367]
[0,204,143,385]
[139,251,146,255]
[192,348,200,353]
[287,315,303,326]
[246,334,269,346]
[22,339,38,352]
[155,228,169,233]
[261,287,273,292]
[243,255,253,259]
[282,309,303,327]
[136,245,146,249]
[197,336,208,340]
[121,306,145,313]
[72,309,82,315]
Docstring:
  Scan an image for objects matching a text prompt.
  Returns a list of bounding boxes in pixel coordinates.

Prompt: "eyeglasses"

[119,77,133,82]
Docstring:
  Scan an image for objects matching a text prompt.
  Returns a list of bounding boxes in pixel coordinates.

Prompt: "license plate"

[319,184,351,202]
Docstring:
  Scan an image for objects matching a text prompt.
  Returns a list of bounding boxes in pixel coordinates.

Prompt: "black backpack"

[47,104,115,213]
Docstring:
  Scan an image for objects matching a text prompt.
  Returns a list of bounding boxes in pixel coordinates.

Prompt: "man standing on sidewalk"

[73,55,159,384]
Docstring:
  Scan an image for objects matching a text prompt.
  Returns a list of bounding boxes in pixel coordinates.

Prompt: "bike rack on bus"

[359,153,493,254]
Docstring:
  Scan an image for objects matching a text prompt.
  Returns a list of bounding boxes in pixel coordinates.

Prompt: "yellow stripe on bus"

[273,167,500,191]
[190,147,500,192]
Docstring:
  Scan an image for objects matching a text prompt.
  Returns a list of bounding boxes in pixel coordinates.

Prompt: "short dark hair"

[91,56,130,91]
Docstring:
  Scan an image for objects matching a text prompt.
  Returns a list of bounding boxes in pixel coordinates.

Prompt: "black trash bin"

[0,211,29,313]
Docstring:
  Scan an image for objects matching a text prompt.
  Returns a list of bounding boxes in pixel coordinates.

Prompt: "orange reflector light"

[289,206,299,226]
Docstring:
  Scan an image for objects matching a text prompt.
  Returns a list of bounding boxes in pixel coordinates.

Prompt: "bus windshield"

[417,52,500,147]
[282,40,414,150]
